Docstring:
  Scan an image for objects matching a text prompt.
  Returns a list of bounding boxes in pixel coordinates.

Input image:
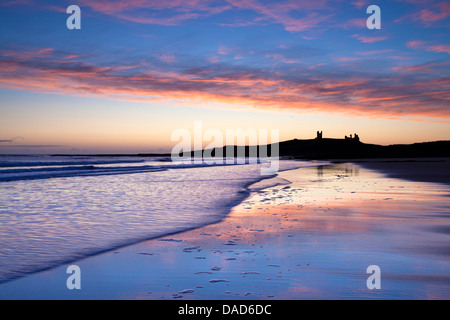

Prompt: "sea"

[0,154,327,283]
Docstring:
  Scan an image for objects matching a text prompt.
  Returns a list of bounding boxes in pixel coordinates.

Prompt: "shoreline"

[0,160,321,285]
[0,160,449,299]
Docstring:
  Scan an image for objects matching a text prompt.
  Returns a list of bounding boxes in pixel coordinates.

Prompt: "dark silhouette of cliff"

[184,137,450,160]
[278,138,450,159]
[53,134,450,159]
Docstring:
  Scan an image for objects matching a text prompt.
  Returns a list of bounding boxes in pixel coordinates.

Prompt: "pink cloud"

[407,41,450,54]
[428,45,450,54]
[157,51,176,64]
[0,47,54,60]
[208,56,220,63]
[75,0,232,25]
[352,34,388,43]
[266,53,299,64]
[392,61,449,73]
[64,54,85,60]
[415,2,450,23]
[351,0,368,9]
[334,57,360,62]
[283,13,334,32]
[406,40,426,49]
[226,0,333,32]
[340,18,367,29]
[356,49,394,55]
[77,0,334,32]
[1,49,449,120]
[392,65,432,72]
[217,45,232,55]
[0,0,31,6]
[398,1,450,26]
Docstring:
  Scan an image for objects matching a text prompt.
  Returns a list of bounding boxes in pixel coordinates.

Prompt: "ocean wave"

[0,159,145,168]
[0,156,295,182]
[0,158,330,283]
[0,165,167,182]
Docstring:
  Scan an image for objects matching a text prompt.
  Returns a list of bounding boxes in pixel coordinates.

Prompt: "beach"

[0,159,449,300]
[1,0,449,304]
[348,158,450,186]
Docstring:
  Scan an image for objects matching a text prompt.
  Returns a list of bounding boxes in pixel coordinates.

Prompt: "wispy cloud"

[356,49,394,56]
[226,0,333,32]
[413,2,450,23]
[69,0,335,32]
[74,0,232,26]
[333,57,361,62]
[0,0,32,6]
[157,51,177,64]
[428,45,450,54]
[339,18,367,29]
[407,40,450,54]
[0,144,65,148]
[352,34,388,43]
[0,136,24,143]
[0,46,448,119]
[0,47,54,60]
[0,1,448,124]
[396,1,450,26]
[406,40,426,49]
[393,64,434,73]
[351,0,369,9]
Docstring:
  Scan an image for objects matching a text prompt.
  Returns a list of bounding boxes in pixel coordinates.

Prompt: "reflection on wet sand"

[1,163,449,299]
[135,163,450,299]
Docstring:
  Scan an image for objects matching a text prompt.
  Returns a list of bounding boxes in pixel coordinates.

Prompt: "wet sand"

[0,162,449,299]
[346,157,450,185]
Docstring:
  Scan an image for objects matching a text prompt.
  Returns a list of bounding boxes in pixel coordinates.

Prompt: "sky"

[0,0,449,154]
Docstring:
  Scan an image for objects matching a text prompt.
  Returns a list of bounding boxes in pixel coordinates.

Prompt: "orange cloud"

[0,47,449,120]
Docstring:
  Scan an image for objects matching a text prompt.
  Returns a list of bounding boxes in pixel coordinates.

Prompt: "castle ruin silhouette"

[316,131,360,142]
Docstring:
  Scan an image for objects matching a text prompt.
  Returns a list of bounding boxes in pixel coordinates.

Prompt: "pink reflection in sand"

[127,163,450,299]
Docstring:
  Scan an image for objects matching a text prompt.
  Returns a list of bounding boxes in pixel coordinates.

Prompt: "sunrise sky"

[0,0,449,154]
